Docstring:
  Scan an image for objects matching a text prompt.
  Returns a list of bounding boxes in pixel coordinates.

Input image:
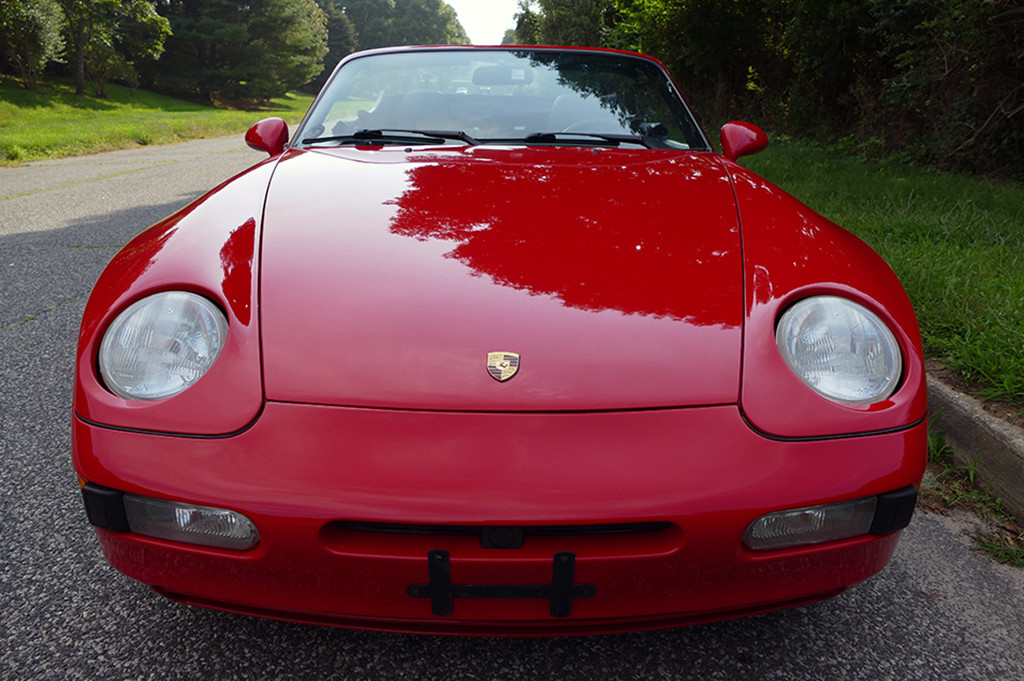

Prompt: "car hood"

[260,146,743,411]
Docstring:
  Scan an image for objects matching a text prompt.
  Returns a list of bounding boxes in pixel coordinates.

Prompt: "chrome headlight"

[776,296,902,404]
[99,291,228,400]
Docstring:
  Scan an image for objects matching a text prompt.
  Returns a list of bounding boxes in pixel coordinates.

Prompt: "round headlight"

[776,296,902,404]
[99,292,228,400]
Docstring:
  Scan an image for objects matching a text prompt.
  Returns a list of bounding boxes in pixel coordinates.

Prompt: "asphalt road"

[2,138,1024,680]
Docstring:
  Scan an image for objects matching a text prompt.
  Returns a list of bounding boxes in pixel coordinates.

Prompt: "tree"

[250,0,329,95]
[536,0,613,46]
[862,0,1024,173]
[152,0,327,104]
[343,0,396,49]
[390,0,469,45]
[780,0,879,129]
[58,0,169,96]
[342,0,468,49]
[89,0,170,96]
[0,0,65,90]
[512,1,542,44]
[305,0,359,93]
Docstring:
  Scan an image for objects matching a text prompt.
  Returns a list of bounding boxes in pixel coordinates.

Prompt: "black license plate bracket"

[407,550,595,617]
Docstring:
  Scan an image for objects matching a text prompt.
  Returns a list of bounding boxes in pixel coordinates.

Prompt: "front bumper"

[73,402,926,635]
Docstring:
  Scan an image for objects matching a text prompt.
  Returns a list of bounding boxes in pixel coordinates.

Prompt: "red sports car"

[73,45,927,635]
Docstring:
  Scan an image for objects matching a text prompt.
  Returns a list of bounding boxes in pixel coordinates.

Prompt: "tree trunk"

[73,24,86,96]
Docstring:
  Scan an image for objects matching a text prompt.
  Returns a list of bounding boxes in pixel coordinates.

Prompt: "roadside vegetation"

[921,426,1024,567]
[0,75,313,163]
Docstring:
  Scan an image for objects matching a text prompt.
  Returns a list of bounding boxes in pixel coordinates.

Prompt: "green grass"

[746,138,1024,406]
[0,75,314,163]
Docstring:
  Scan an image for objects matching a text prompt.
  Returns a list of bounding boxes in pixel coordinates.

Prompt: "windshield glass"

[295,48,709,150]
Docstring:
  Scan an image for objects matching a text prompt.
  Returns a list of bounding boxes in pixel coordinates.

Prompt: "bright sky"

[445,0,521,45]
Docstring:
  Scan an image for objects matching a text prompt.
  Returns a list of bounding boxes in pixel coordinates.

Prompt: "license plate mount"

[407,550,595,617]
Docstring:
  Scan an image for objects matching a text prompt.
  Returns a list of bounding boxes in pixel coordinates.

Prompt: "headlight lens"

[99,291,228,400]
[776,296,902,404]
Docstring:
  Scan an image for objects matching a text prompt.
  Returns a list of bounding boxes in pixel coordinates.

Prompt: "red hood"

[260,146,742,411]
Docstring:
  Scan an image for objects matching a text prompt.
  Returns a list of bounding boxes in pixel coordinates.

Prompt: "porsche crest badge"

[486,352,520,382]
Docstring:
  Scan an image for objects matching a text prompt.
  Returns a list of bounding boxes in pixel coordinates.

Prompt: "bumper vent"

[337,521,671,549]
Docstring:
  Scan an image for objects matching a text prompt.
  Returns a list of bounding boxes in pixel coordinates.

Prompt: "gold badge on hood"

[486,352,520,382]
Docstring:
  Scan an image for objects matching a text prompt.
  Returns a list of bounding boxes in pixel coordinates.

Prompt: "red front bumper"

[73,402,926,635]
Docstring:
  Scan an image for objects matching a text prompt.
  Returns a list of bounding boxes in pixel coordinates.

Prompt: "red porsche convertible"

[73,45,927,635]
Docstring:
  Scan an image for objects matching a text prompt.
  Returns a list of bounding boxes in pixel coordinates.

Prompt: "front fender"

[73,160,276,436]
[730,163,928,439]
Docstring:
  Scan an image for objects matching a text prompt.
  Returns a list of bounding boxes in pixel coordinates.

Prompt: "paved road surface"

[2,138,1023,680]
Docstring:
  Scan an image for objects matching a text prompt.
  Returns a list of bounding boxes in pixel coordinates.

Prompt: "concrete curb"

[927,375,1024,523]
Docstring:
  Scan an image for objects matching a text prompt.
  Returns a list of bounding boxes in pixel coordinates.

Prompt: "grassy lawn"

[0,75,314,163]
[746,139,1024,405]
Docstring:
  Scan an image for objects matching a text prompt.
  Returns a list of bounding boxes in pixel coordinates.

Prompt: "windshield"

[295,48,710,151]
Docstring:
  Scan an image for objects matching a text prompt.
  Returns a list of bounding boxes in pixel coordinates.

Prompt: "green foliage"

[390,0,468,45]
[535,0,615,46]
[151,0,327,105]
[253,0,329,93]
[512,0,542,44]
[343,0,396,49]
[782,0,879,130]
[863,0,1024,176]
[341,0,468,50]
[0,0,65,90]
[84,0,171,97]
[57,0,170,97]
[975,527,1024,568]
[305,0,359,93]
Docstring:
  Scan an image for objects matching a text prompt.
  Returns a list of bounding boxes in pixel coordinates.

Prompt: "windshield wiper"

[403,129,480,145]
[302,129,478,146]
[521,132,653,148]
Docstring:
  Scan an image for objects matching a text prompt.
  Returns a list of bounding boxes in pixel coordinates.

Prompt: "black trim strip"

[73,401,265,440]
[268,398,737,415]
[739,410,928,443]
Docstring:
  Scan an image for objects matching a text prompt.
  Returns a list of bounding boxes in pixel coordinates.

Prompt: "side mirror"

[245,117,289,156]
[720,121,768,161]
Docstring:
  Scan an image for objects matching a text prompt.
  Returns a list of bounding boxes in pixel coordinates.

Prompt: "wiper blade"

[404,129,480,145]
[521,132,652,148]
[302,130,444,146]
[302,129,478,146]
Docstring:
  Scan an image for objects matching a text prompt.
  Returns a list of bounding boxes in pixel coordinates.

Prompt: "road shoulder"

[928,370,1024,523]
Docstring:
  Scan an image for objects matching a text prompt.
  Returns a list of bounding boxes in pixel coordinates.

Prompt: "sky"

[444,0,521,45]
